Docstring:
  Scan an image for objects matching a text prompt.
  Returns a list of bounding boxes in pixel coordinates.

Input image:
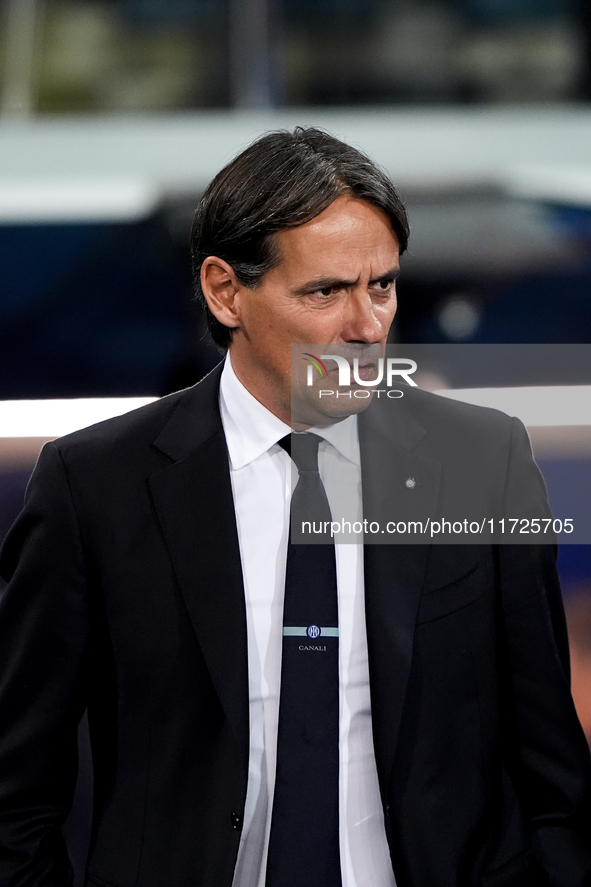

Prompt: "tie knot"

[279,433,323,474]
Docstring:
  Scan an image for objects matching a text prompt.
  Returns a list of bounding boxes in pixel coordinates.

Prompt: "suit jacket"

[0,362,590,887]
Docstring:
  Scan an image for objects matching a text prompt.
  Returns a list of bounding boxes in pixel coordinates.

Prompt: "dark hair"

[191,126,409,349]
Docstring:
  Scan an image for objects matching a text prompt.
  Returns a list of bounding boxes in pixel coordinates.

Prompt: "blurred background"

[0,0,590,879]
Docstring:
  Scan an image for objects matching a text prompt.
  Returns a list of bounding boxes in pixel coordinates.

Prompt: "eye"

[371,277,395,293]
[313,285,338,297]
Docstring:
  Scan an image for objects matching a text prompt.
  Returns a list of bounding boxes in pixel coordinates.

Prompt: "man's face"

[216,195,400,427]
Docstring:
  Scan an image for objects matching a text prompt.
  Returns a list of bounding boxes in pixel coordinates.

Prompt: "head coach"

[0,127,590,887]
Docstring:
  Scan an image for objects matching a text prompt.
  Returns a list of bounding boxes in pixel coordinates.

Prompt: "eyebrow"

[291,267,400,296]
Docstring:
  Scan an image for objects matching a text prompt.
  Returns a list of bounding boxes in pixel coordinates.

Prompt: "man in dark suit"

[1,127,590,887]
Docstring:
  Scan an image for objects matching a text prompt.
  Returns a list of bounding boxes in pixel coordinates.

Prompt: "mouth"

[322,362,377,383]
[353,363,378,381]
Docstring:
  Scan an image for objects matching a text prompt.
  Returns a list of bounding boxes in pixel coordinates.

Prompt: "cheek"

[242,299,283,344]
[379,296,398,324]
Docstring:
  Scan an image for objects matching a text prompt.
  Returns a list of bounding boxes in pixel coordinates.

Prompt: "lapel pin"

[405,477,416,489]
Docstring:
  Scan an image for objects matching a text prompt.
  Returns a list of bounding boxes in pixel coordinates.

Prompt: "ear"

[200,257,243,330]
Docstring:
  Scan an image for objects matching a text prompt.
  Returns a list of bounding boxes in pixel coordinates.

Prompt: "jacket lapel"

[148,365,249,771]
[359,398,440,794]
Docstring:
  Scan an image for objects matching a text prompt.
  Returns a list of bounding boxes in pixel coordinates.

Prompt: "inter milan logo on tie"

[307,625,321,639]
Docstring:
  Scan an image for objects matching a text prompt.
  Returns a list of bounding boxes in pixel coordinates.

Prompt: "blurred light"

[438,297,481,340]
[0,177,160,223]
[0,398,158,438]
[436,386,591,426]
[504,165,591,208]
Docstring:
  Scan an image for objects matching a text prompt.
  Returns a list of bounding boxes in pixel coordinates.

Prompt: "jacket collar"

[152,362,225,462]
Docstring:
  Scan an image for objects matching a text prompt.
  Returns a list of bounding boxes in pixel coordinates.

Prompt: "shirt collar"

[220,354,291,470]
[220,353,360,470]
[310,414,360,467]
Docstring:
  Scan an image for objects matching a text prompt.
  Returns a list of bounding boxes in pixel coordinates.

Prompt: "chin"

[292,388,374,427]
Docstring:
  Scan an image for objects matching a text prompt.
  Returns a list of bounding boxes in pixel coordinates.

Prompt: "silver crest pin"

[405,477,416,489]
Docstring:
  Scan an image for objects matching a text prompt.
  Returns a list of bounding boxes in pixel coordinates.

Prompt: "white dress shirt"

[221,355,396,887]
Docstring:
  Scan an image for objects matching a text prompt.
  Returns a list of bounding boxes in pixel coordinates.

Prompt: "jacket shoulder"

[52,363,224,467]
[400,385,516,437]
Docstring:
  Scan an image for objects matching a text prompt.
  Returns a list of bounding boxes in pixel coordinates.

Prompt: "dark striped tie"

[265,433,342,887]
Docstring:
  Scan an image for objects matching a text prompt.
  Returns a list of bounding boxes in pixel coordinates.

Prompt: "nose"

[340,290,395,344]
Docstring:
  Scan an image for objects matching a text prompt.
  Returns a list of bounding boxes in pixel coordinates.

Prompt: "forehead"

[274,195,399,273]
